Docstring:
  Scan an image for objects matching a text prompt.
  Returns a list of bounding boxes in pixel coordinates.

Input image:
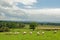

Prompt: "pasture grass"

[0,29,60,40]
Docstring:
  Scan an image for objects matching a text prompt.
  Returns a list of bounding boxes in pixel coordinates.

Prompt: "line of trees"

[0,21,38,32]
[0,21,60,32]
[0,21,25,28]
[0,21,26,32]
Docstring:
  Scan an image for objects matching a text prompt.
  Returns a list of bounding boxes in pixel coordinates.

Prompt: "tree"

[29,22,38,31]
[17,23,25,28]
[0,27,10,32]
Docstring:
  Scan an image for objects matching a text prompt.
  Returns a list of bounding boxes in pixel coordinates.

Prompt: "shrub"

[29,22,38,31]
[0,27,10,32]
[17,23,25,28]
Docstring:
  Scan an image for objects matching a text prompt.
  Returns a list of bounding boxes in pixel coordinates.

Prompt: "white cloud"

[19,0,37,5]
[4,0,37,5]
[25,8,60,15]
[0,13,7,20]
[23,8,60,22]
[24,6,33,8]
[4,0,37,8]
[0,0,60,22]
[0,0,37,9]
[0,4,28,21]
[4,0,14,5]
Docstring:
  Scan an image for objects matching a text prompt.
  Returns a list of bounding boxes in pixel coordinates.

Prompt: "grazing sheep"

[9,32,12,34]
[42,32,45,34]
[29,32,32,35]
[23,31,27,35]
[37,32,40,35]
[14,32,20,35]
[5,32,12,35]
[54,30,57,33]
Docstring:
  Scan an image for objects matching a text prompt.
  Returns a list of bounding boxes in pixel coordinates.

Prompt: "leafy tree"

[29,22,38,31]
[0,27,10,32]
[17,23,25,28]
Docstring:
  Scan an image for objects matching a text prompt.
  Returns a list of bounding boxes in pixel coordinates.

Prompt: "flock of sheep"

[5,30,57,35]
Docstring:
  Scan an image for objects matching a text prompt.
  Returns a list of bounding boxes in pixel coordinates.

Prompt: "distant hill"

[0,20,60,26]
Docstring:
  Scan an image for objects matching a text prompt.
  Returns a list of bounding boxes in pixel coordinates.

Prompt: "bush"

[29,22,38,31]
[17,23,25,28]
[0,27,10,32]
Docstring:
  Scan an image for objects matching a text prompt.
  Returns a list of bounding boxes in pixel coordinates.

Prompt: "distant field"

[37,25,60,30]
[0,28,60,40]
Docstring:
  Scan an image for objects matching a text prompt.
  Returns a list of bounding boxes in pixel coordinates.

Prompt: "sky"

[0,0,60,23]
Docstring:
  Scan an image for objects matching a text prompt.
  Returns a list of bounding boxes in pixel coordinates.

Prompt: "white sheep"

[5,32,12,35]
[29,32,32,35]
[14,32,20,35]
[23,31,27,35]
[42,32,45,34]
[37,32,40,35]
[54,30,57,33]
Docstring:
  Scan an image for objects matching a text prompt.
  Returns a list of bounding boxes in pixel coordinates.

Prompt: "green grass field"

[0,29,60,40]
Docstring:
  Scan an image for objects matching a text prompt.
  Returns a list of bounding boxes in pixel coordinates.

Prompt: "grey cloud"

[0,0,60,23]
[0,0,12,7]
[0,6,28,20]
[27,14,60,23]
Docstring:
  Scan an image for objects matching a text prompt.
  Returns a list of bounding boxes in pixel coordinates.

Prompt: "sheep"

[42,32,45,34]
[9,32,12,34]
[14,32,20,35]
[5,32,12,35]
[23,31,27,35]
[37,32,40,36]
[54,30,57,33]
[29,32,32,35]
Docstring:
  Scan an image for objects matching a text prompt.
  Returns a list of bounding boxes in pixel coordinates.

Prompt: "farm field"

[0,29,60,40]
[0,0,60,40]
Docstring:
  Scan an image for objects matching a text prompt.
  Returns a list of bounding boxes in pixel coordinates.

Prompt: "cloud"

[3,0,37,9]
[19,0,37,5]
[0,7,27,19]
[0,0,60,23]
[25,8,60,15]
[23,8,60,22]
[0,13,6,19]
[4,0,37,5]
[0,2,28,21]
[0,0,12,8]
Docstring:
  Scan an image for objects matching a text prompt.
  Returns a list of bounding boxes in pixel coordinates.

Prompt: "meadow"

[0,28,60,40]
